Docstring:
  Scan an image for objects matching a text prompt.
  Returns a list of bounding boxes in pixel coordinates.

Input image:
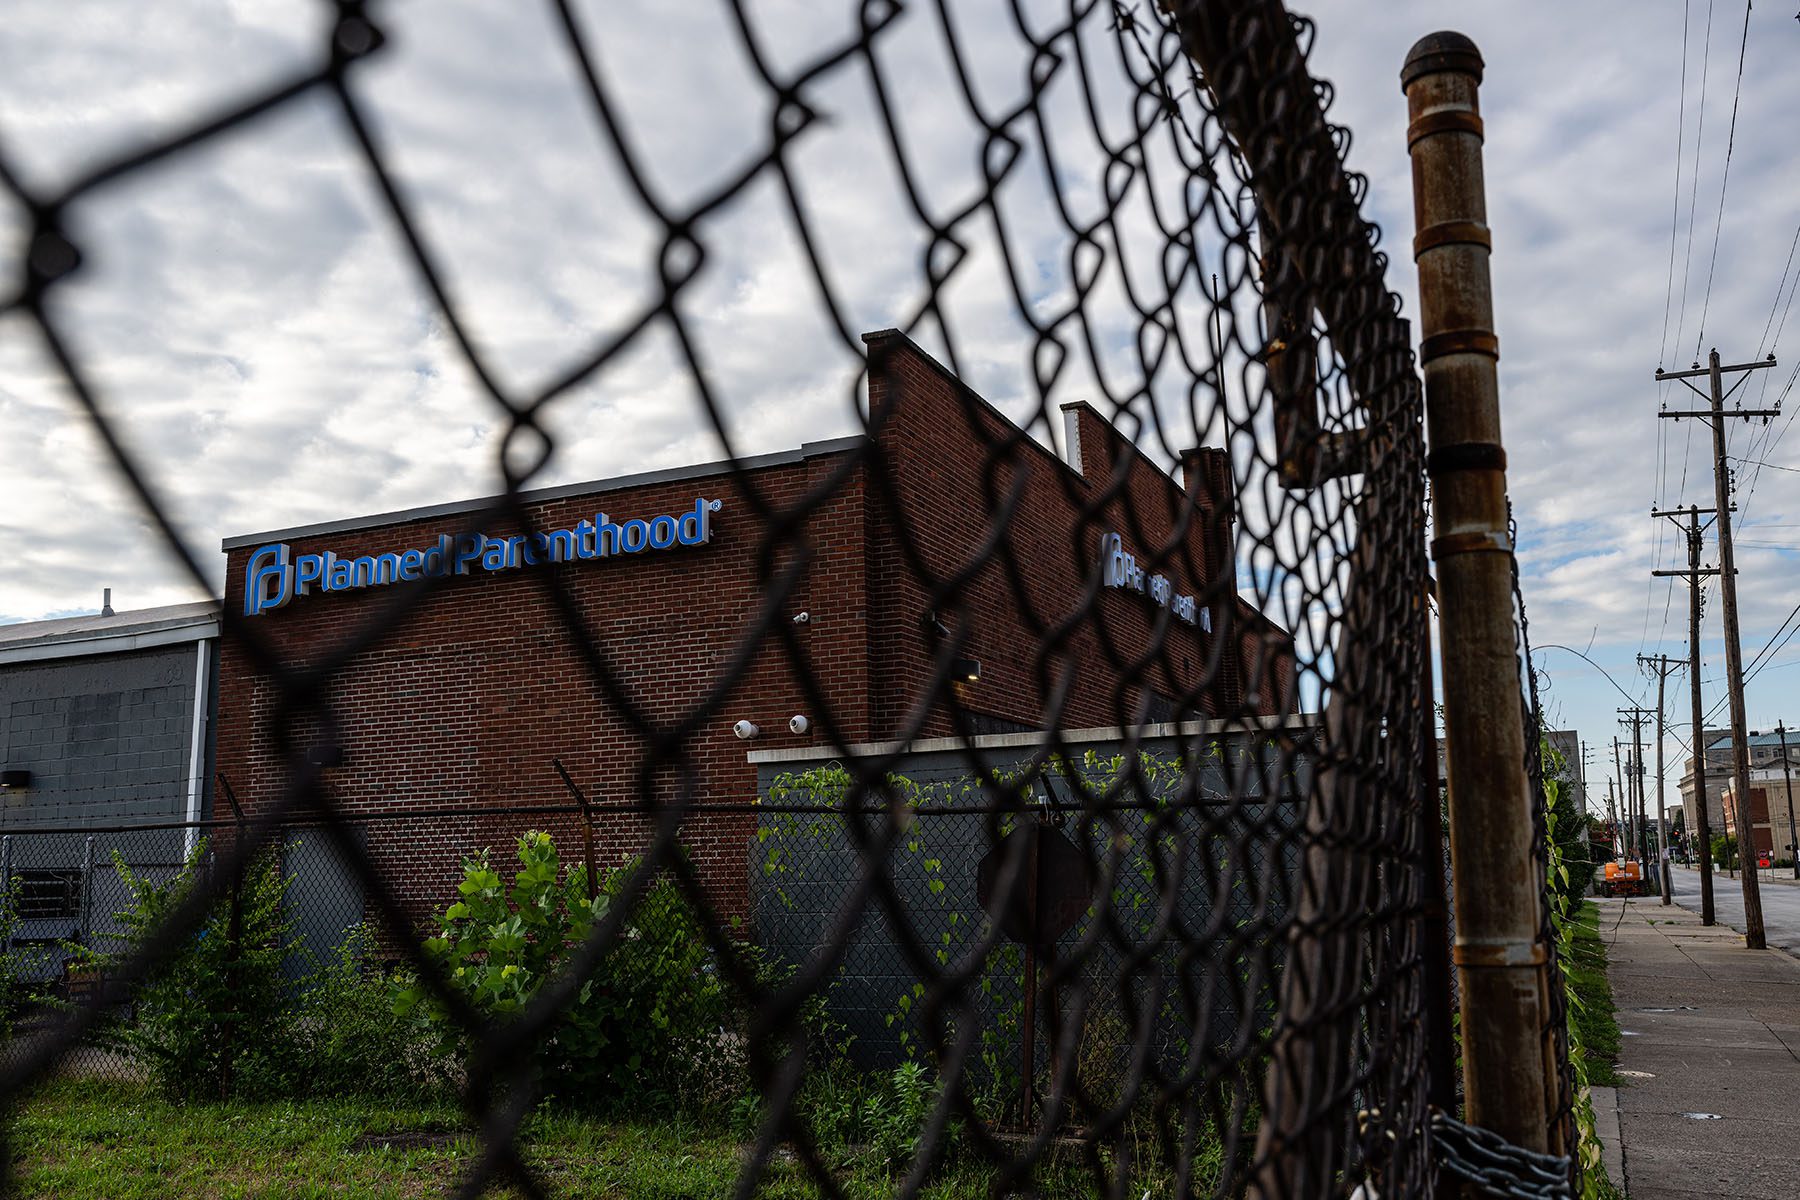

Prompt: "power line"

[1756,222,1800,357]
[1693,0,1755,355]
[1661,0,1695,364]
[1673,0,1717,355]
[1730,454,1800,474]
[1700,596,1800,724]
[1735,359,1800,524]
[1652,2,1700,663]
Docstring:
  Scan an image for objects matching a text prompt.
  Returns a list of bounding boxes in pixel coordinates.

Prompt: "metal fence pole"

[1,835,11,954]
[551,759,599,903]
[1402,33,1553,1152]
[220,784,246,1100]
[1418,604,1459,1114]
[80,836,95,947]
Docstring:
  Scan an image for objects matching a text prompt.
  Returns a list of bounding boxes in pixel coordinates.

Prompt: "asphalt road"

[1667,863,1800,958]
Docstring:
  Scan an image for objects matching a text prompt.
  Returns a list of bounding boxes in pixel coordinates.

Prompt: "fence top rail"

[744,712,1324,765]
[0,802,590,837]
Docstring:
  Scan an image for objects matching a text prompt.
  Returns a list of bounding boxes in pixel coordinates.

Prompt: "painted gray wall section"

[750,729,1310,1073]
[0,645,211,969]
[0,643,204,831]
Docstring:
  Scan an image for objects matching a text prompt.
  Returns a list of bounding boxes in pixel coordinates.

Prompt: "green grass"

[1564,901,1621,1089]
[4,1079,1183,1199]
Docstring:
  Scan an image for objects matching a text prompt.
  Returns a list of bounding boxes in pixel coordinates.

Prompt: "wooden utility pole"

[1620,737,1634,859]
[1780,722,1799,881]
[1619,707,1653,868]
[1653,503,1720,924]
[1655,349,1778,948]
[1638,656,1685,905]
[1582,741,1596,817]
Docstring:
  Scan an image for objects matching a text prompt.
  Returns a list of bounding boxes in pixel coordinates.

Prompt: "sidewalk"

[1597,896,1800,1199]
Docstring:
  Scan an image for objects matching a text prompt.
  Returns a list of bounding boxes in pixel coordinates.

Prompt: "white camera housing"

[793,611,810,624]
[733,719,760,740]
[788,714,810,735]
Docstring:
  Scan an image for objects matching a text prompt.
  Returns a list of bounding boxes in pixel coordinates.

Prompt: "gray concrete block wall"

[750,729,1310,1076]
[0,645,203,830]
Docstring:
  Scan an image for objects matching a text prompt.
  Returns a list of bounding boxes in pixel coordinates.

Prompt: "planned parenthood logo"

[244,498,722,617]
[1098,531,1207,629]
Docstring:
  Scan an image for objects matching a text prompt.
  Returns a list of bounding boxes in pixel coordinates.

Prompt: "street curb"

[1589,1084,1623,1195]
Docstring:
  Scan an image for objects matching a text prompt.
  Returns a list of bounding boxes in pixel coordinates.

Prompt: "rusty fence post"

[1402,33,1554,1152]
[552,758,600,903]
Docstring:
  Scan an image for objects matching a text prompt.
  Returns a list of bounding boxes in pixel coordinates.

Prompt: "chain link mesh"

[0,1,1478,1195]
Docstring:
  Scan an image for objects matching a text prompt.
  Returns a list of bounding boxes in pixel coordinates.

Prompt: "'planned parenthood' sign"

[242,498,721,617]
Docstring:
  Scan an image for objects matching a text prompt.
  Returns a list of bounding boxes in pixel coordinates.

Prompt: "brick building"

[215,330,1294,920]
[1679,729,1798,851]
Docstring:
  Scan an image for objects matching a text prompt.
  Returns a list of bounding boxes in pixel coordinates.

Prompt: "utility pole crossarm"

[1655,357,1778,380]
[1658,409,1781,420]
[1652,568,1723,577]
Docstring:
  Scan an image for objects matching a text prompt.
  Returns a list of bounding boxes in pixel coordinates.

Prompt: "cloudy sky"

[3,1,1797,815]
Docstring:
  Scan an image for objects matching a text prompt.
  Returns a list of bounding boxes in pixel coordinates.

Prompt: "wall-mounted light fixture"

[0,769,31,791]
[305,744,346,768]
[950,657,981,684]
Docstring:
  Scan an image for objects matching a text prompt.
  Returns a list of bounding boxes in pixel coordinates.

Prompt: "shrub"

[0,878,54,1040]
[290,924,451,1098]
[396,831,740,1111]
[1712,834,1739,871]
[93,841,296,1100]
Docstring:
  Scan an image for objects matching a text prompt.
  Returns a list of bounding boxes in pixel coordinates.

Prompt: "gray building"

[1678,729,1796,848]
[0,601,219,966]
[748,716,1317,1069]
[1436,728,1585,815]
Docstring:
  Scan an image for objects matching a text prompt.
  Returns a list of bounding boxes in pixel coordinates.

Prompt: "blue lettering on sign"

[1099,530,1210,631]
[243,497,722,617]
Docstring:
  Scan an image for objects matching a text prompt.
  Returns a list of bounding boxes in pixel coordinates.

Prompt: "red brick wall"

[218,450,871,921]
[863,330,1289,735]
[216,331,1293,924]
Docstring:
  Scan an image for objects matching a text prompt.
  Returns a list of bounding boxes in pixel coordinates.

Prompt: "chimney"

[101,588,114,617]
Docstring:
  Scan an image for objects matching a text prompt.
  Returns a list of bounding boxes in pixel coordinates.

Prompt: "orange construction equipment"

[1599,860,1648,898]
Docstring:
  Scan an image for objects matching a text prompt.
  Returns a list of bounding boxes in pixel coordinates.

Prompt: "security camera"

[733,720,760,740]
[788,714,810,735]
[793,611,810,625]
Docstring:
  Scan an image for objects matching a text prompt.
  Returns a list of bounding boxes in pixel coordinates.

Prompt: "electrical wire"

[1661,0,1694,367]
[1692,0,1755,356]
[1699,596,1800,725]
[1673,0,1717,357]
[1650,1,1699,664]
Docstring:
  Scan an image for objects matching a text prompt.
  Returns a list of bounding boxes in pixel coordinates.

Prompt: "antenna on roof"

[101,588,114,617]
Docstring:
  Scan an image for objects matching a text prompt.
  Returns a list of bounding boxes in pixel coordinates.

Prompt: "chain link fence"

[0,1,1569,1196]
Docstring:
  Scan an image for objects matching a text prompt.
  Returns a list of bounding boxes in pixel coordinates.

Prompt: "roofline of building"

[745,711,1321,766]
[0,606,220,666]
[220,435,868,551]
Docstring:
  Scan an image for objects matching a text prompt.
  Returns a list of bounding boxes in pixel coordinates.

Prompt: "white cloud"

[4,0,1800,769]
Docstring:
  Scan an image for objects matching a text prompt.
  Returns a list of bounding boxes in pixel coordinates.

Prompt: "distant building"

[1721,760,1800,864]
[1436,728,1585,814]
[1679,729,1798,850]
